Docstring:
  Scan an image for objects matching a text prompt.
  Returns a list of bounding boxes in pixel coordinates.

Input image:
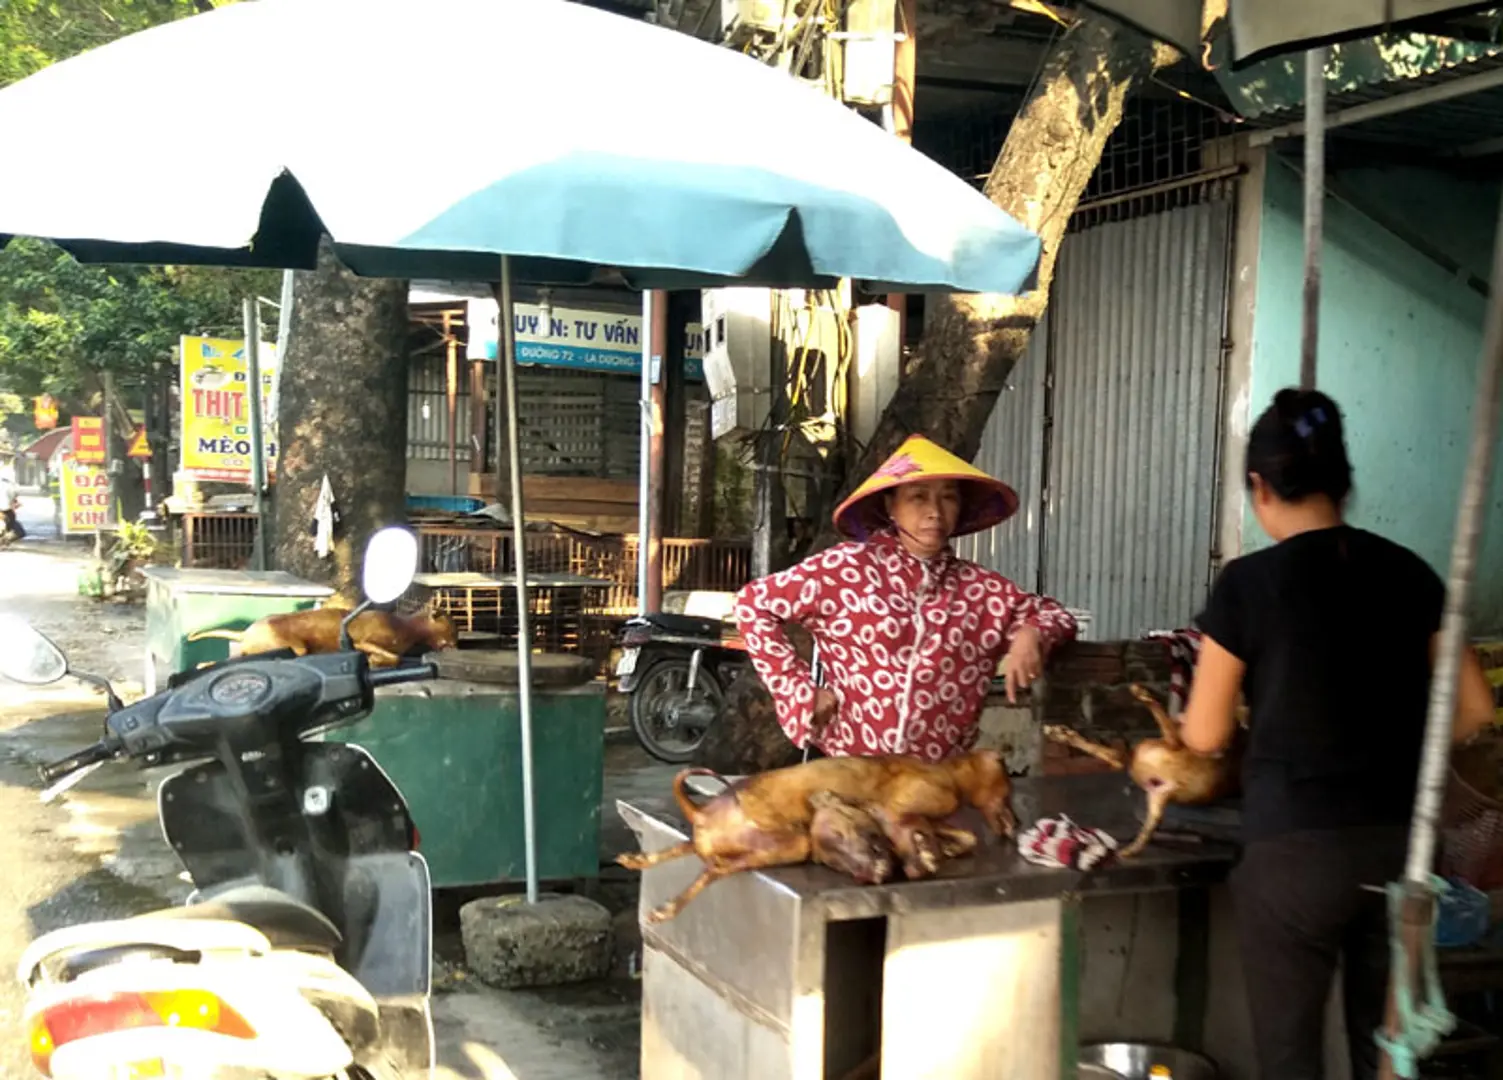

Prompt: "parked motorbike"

[616,606,748,764]
[2,527,438,1080]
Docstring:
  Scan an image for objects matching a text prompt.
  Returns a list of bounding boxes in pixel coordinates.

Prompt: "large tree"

[832,13,1176,528]
[271,239,409,603]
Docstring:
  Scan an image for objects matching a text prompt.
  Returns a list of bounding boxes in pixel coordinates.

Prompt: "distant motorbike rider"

[0,467,24,543]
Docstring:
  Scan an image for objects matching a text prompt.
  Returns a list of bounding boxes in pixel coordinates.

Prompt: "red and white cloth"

[1143,627,1204,716]
[734,530,1077,761]
[1017,815,1118,871]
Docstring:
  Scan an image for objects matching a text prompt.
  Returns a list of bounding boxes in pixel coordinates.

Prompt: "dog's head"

[420,610,459,650]
[949,749,1015,838]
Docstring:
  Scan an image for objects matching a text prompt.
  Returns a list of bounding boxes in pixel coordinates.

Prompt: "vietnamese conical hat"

[832,435,1019,541]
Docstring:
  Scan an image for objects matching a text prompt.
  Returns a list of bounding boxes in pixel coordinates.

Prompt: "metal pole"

[1299,47,1325,390]
[445,311,459,496]
[1378,189,1503,1079]
[637,290,654,616]
[646,291,668,614]
[499,256,540,905]
[243,298,268,571]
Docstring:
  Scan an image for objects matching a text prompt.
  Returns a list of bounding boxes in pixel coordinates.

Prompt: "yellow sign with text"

[60,453,112,535]
[179,335,277,483]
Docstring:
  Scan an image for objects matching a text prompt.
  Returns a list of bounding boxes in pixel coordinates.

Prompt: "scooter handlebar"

[367,662,438,688]
[38,738,119,785]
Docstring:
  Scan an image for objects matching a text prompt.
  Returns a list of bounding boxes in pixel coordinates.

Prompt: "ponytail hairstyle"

[1245,388,1353,504]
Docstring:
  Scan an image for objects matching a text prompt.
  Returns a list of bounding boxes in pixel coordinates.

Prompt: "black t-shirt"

[1196,525,1444,841]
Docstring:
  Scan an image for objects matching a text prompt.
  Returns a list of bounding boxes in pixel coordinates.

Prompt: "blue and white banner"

[467,298,704,380]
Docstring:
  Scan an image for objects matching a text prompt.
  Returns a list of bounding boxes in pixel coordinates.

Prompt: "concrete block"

[460,893,613,989]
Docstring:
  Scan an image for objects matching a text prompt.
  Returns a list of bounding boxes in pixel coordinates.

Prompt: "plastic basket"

[1440,739,1503,890]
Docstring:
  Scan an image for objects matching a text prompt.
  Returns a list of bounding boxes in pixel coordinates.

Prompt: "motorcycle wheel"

[629,658,724,764]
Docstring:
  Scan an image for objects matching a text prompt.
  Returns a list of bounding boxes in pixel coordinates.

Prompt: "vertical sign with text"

[60,452,113,534]
[179,336,278,483]
[71,416,105,464]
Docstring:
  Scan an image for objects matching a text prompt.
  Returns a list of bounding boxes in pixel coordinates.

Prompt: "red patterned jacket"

[733,531,1078,761]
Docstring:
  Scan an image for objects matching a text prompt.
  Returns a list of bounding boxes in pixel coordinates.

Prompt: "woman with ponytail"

[1179,388,1494,1079]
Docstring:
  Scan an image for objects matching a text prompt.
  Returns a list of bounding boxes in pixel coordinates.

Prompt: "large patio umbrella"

[0,0,1043,906]
[1072,1,1498,69]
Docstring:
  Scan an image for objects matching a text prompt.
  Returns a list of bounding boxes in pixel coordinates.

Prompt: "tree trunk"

[271,237,409,602]
[826,14,1172,540]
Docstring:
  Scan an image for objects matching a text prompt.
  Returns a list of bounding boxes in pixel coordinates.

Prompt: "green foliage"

[0,0,210,89]
[0,237,280,403]
[0,0,272,408]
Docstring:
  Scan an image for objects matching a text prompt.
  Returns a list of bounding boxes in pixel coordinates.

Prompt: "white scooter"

[3,527,438,1079]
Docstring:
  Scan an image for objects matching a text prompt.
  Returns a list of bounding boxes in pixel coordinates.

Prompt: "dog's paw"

[616,852,652,871]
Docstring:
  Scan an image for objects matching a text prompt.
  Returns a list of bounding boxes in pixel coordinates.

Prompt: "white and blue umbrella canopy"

[0,0,1041,294]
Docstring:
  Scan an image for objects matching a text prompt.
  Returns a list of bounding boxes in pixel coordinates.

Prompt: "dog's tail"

[671,768,736,825]
[186,629,245,643]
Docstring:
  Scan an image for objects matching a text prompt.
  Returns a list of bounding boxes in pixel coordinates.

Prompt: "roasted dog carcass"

[1043,684,1242,859]
[617,751,1012,923]
[189,606,458,668]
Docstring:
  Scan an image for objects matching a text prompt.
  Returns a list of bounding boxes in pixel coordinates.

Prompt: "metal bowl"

[1081,1044,1217,1080]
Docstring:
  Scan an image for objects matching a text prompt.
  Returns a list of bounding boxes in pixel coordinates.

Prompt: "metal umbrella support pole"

[1377,191,1503,1079]
[637,290,653,618]
[498,255,540,905]
[1299,46,1326,390]
[243,297,268,572]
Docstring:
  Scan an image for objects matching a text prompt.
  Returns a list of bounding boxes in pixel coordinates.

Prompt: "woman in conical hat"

[734,435,1078,763]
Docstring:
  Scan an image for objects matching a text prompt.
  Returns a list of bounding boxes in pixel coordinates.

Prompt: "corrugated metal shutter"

[1042,198,1233,638]
[513,369,641,480]
[955,325,1048,592]
[407,354,472,462]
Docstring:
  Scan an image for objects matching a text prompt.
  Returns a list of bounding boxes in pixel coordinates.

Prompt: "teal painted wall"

[1249,159,1503,631]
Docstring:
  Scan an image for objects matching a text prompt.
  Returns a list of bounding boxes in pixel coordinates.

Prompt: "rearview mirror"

[363,527,418,605]
[0,614,69,686]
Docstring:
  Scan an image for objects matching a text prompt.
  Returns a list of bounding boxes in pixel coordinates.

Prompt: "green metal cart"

[141,567,335,693]
[317,653,606,889]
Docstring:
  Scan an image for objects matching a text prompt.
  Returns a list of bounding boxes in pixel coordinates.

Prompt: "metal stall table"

[620,772,1237,1080]
[140,567,335,694]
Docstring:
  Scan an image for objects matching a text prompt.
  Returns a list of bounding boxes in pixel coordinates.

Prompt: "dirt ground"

[0,494,672,1079]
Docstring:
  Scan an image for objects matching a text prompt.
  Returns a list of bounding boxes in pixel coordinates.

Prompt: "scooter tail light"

[30,990,255,1075]
[411,825,422,851]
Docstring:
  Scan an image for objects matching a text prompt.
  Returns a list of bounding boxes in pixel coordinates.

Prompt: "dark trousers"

[1230,826,1408,1080]
[2,508,22,541]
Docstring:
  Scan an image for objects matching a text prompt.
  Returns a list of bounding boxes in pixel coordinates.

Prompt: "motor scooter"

[1,527,438,1080]
[616,598,748,764]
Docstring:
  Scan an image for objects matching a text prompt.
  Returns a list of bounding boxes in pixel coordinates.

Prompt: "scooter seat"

[138,885,344,954]
[643,612,726,637]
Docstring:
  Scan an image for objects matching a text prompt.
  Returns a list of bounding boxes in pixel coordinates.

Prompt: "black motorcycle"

[3,527,439,1080]
[616,611,749,763]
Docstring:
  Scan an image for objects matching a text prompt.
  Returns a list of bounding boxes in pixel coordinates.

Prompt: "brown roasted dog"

[617,750,1012,923]
[188,606,458,669]
[1044,684,1243,858]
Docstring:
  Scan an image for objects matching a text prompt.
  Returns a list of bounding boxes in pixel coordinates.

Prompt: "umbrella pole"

[1376,190,1503,1079]
[243,298,268,571]
[637,291,653,617]
[498,255,540,905]
[1299,46,1326,390]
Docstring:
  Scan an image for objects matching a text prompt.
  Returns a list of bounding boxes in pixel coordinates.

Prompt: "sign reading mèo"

[179,335,278,483]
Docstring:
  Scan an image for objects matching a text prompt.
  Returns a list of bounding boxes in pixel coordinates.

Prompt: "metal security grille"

[916,97,1236,208]
[407,353,473,463]
[406,363,641,481]
[511,369,641,480]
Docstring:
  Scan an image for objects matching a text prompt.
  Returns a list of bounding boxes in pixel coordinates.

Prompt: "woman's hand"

[810,687,838,741]
[1004,625,1044,704]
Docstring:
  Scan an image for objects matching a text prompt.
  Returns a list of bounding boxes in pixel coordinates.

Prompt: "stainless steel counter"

[621,773,1236,1080]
